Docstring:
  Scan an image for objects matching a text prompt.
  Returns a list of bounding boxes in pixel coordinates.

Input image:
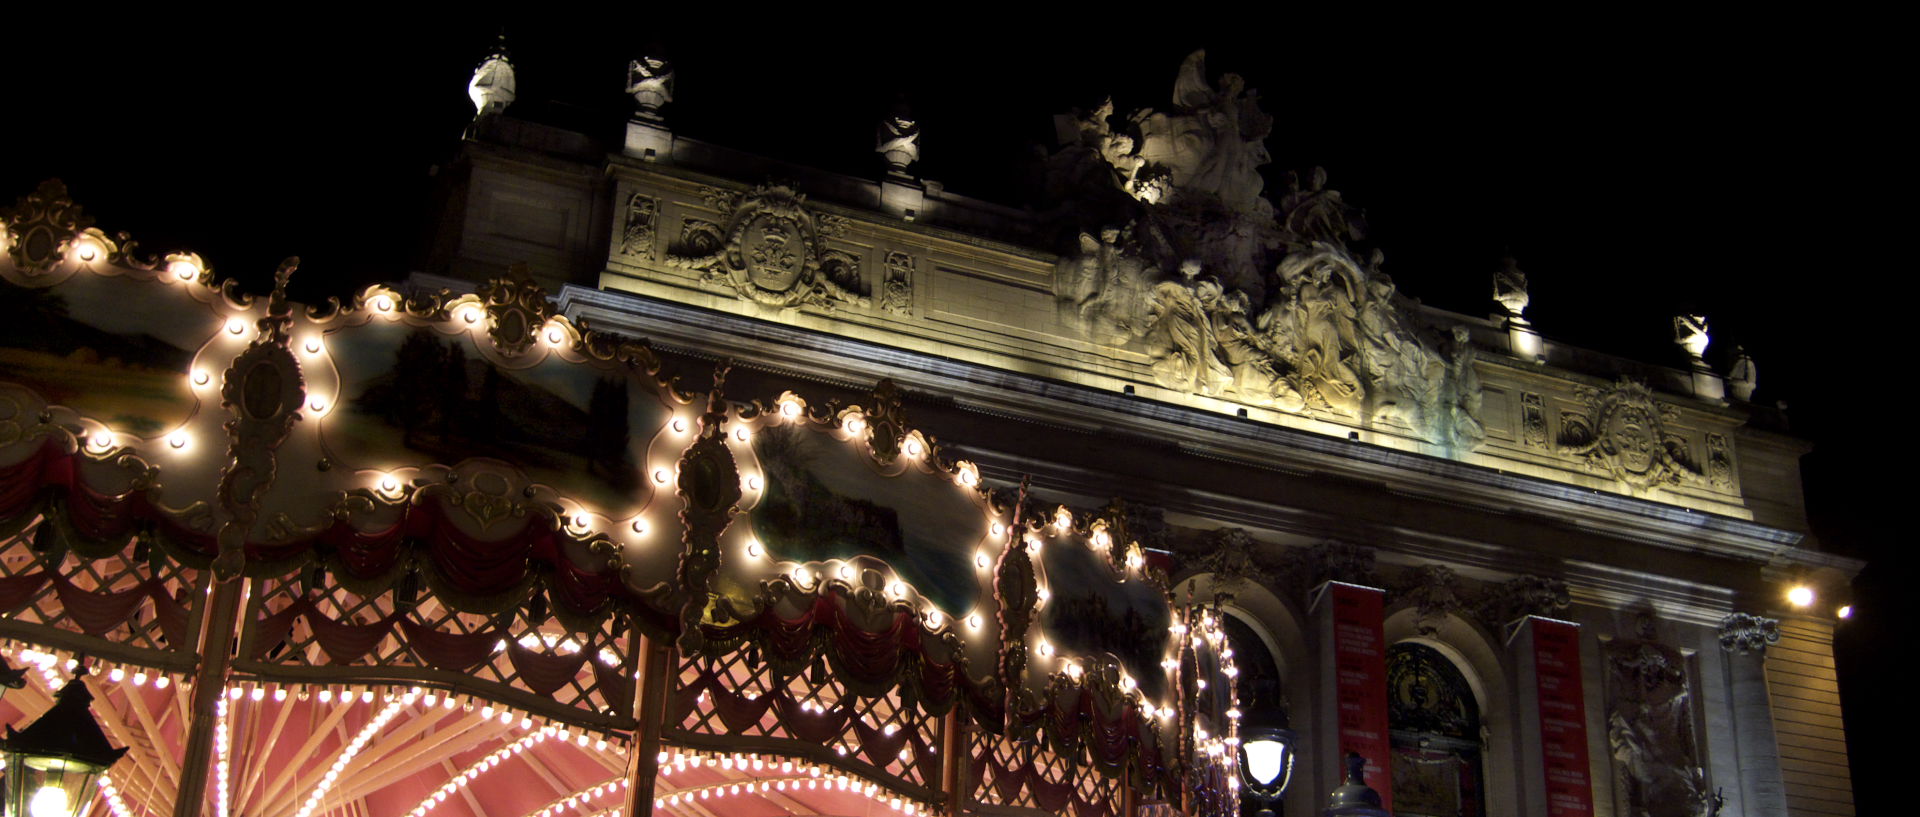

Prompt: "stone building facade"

[419,50,1858,817]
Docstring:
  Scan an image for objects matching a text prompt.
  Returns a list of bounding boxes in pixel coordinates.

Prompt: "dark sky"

[4,13,1902,806]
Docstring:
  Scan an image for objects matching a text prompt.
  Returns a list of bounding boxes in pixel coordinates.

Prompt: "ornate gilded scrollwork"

[214,259,307,578]
[0,179,95,273]
[675,365,744,655]
[666,183,870,311]
[995,479,1040,722]
[1558,379,1700,489]
[476,267,562,357]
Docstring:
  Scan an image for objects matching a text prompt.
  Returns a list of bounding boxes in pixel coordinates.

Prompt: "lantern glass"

[3,751,104,817]
[1237,727,1296,798]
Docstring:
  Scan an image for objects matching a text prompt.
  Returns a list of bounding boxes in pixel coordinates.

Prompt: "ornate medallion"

[667,183,869,310]
[1557,379,1699,489]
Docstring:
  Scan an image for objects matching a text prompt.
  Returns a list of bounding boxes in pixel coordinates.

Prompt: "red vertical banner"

[1531,618,1594,816]
[1328,583,1392,811]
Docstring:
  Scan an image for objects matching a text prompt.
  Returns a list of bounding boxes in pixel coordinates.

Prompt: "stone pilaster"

[1718,612,1787,817]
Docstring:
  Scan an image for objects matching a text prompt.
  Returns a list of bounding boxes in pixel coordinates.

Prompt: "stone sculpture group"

[1048,51,1483,449]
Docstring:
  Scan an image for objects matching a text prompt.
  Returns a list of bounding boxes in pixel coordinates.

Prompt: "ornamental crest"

[1558,379,1698,489]
[667,183,869,311]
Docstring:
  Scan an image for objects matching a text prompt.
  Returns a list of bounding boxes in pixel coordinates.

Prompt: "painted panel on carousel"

[1029,512,1172,702]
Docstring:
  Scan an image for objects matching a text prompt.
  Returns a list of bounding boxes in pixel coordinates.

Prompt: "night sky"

[5,14,1899,807]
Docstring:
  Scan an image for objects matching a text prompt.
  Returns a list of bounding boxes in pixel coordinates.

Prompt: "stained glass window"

[1387,642,1485,817]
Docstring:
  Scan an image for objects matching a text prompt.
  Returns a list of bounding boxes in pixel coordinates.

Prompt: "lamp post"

[1238,726,1296,817]
[0,670,127,817]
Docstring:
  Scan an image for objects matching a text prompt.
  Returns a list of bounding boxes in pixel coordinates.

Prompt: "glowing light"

[956,463,980,487]
[1036,586,1050,603]
[904,438,924,457]
[373,295,395,312]
[167,430,189,450]
[889,581,906,597]
[192,369,212,386]
[843,413,866,435]
[631,518,649,535]
[734,427,751,443]
[1127,551,1145,571]
[792,567,814,587]
[967,614,982,629]
[780,399,803,419]
[1038,640,1054,658]
[671,417,687,433]
[990,522,1005,537]
[1092,530,1112,548]
[652,467,671,485]
[838,564,854,580]
[308,395,328,413]
[925,609,943,628]
[225,317,248,336]
[746,474,763,491]
[1788,585,1815,608]
[169,259,200,281]
[73,236,100,262]
[1838,604,1854,619]
[544,325,564,345]
[460,306,483,324]
[1054,509,1072,532]
[377,473,404,499]
[30,784,70,817]
[86,431,114,454]
[303,336,323,354]
[746,540,762,558]
[975,551,990,569]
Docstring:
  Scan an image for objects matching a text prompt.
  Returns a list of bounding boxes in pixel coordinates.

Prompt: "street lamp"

[0,672,127,817]
[1238,726,1296,817]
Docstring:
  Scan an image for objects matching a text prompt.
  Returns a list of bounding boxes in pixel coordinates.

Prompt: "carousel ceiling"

[0,181,1241,817]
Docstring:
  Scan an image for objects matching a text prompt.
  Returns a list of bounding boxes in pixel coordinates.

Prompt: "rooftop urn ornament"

[876,101,920,177]
[626,55,674,120]
[1674,313,1726,403]
[1322,752,1389,816]
[1727,345,1757,401]
[0,670,128,817]
[467,35,516,118]
[1494,255,1544,361]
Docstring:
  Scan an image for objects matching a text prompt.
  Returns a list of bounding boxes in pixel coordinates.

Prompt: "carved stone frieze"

[881,251,913,316]
[1283,540,1377,602]
[620,192,658,259]
[1187,527,1270,604]
[1521,392,1548,448]
[666,183,869,311]
[1716,612,1779,655]
[1474,574,1571,629]
[1558,379,1700,489]
[1705,433,1733,490]
[1394,564,1463,636]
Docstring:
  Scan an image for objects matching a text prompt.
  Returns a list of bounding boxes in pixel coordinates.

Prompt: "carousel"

[0,180,1257,817]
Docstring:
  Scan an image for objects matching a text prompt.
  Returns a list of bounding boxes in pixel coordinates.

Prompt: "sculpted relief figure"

[1046,51,1484,449]
[1604,631,1711,817]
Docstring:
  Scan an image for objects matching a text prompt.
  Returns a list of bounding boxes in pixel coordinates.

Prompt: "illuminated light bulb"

[1788,585,1814,607]
[304,337,323,354]
[192,369,211,386]
[1092,530,1112,548]
[925,609,943,628]
[671,417,687,433]
[889,581,906,597]
[956,465,979,487]
[308,395,327,413]
[904,438,923,457]
[28,785,69,817]
[1838,604,1854,619]
[792,567,813,587]
[154,676,169,689]
[746,474,762,491]
[228,686,242,700]
[378,474,403,498]
[274,688,287,702]
[169,259,200,281]
[631,518,648,535]
[1036,586,1051,603]
[652,467,671,484]
[843,414,866,435]
[251,686,266,701]
[1120,675,1135,692]
[1038,641,1054,658]
[967,614,982,629]
[733,426,751,443]
[544,326,564,345]
[86,431,113,453]
[168,431,189,449]
[132,672,146,686]
[460,306,482,324]
[990,522,1005,537]
[226,317,247,335]
[746,540,762,558]
[73,236,100,262]
[838,564,854,580]
[109,668,125,682]
[319,690,333,703]
[975,552,989,569]
[373,295,395,312]
[1054,510,1072,531]
[361,690,374,703]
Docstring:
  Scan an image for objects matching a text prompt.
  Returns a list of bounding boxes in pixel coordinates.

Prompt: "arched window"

[1387,642,1485,817]
[1222,613,1287,817]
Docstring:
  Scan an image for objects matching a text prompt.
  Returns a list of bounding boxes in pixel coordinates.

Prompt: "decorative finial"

[876,100,920,176]
[626,54,675,120]
[1324,752,1389,816]
[1727,345,1757,401]
[1674,314,1709,361]
[468,34,516,119]
[1492,255,1529,318]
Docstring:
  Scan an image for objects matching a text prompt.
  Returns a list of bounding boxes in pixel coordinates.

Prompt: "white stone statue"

[876,105,920,174]
[468,41,516,118]
[1126,50,1273,214]
[626,56,674,116]
[1727,345,1757,401]
[1492,256,1529,318]
[1674,314,1709,360]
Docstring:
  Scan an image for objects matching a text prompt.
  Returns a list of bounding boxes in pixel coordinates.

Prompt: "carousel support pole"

[625,630,677,817]
[1120,762,1138,817]
[939,709,967,817]
[172,569,249,817]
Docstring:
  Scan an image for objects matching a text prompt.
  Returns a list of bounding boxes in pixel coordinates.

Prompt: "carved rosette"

[1,179,97,274]
[1558,379,1700,489]
[1717,612,1780,655]
[214,259,307,578]
[666,183,870,311]
[674,368,744,656]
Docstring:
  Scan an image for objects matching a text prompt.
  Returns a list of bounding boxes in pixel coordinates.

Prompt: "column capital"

[1718,612,1781,655]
